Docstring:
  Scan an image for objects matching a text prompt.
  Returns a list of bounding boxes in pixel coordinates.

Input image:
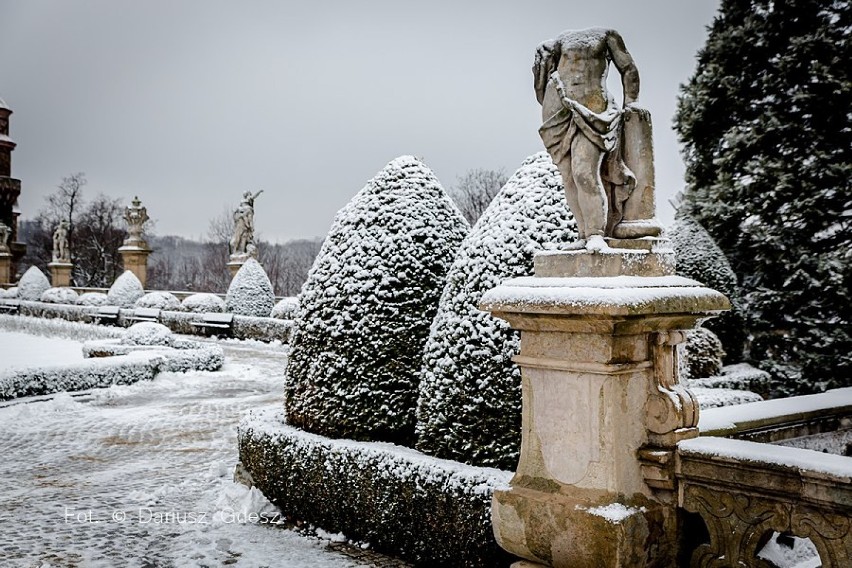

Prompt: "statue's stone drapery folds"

[533,28,662,250]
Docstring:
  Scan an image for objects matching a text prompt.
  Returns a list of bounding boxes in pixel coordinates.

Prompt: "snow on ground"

[0,330,85,371]
[0,325,396,567]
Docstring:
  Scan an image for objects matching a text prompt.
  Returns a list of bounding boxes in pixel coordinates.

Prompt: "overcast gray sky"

[1,0,719,243]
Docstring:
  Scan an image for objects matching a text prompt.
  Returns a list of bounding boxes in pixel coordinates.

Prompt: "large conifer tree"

[675,0,851,393]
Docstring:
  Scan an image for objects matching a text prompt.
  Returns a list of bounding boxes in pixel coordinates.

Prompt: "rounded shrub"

[40,287,79,304]
[225,259,275,317]
[107,271,145,307]
[134,291,181,311]
[18,266,51,301]
[77,292,109,306]
[285,155,469,445]
[182,293,226,313]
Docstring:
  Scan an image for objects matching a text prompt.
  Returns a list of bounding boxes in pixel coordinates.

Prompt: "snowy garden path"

[0,337,408,568]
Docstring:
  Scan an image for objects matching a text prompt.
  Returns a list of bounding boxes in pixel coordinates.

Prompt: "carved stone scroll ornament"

[644,330,699,436]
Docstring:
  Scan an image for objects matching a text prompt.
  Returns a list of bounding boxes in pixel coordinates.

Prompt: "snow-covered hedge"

[107,271,145,307]
[226,259,275,317]
[18,266,51,301]
[134,291,180,311]
[670,213,746,361]
[40,287,79,305]
[0,352,159,400]
[692,387,763,409]
[124,322,173,346]
[270,297,299,320]
[181,293,226,313]
[285,156,469,445]
[83,337,224,374]
[682,327,725,379]
[415,152,576,469]
[0,313,123,343]
[0,286,18,299]
[688,363,772,399]
[238,407,512,567]
[77,292,109,306]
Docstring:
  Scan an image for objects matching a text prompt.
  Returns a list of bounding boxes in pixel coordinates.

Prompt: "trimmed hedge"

[2,300,293,343]
[238,408,514,567]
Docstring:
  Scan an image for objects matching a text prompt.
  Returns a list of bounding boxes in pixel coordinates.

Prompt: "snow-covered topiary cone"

[415,152,577,469]
[18,266,51,301]
[182,293,226,313]
[135,291,180,311]
[225,258,274,317]
[107,270,145,307]
[285,155,469,446]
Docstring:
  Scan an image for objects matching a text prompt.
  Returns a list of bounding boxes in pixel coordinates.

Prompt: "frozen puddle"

[0,330,85,371]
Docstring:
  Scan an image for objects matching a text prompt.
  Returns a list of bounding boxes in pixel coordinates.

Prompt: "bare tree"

[73,194,126,287]
[449,168,508,225]
[47,173,87,258]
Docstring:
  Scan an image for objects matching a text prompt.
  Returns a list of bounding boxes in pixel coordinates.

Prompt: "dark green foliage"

[284,156,468,446]
[238,410,513,567]
[675,0,852,394]
[669,212,746,361]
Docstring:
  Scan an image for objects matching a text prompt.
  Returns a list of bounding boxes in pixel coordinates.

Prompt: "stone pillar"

[480,239,729,567]
[48,261,73,287]
[0,251,11,284]
[119,245,151,288]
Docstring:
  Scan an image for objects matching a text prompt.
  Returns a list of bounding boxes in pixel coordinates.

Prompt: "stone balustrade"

[677,435,852,567]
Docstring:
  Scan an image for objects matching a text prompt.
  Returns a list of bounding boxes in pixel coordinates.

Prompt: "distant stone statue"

[230,190,263,258]
[534,28,660,251]
[52,220,70,262]
[123,196,149,244]
[0,222,10,252]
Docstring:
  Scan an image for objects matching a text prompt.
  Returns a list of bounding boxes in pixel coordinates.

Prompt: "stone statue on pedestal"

[230,190,262,259]
[0,222,9,253]
[52,220,70,262]
[123,196,149,244]
[533,28,662,251]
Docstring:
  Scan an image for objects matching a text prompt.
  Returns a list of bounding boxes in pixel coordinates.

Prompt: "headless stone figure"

[534,28,661,251]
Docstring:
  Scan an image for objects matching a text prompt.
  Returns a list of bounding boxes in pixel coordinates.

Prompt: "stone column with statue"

[48,219,73,287]
[118,196,152,288]
[480,28,730,567]
[0,221,11,284]
[227,190,263,278]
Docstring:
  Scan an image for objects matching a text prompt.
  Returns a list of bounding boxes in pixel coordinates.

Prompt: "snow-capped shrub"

[40,287,79,305]
[270,297,299,320]
[18,266,51,301]
[682,327,725,380]
[76,292,109,306]
[225,259,275,317]
[691,387,762,409]
[670,212,745,361]
[415,152,577,469]
[285,156,469,445]
[181,293,225,313]
[134,291,180,311]
[0,287,17,299]
[106,271,145,307]
[688,362,772,399]
[123,322,173,346]
[239,408,510,566]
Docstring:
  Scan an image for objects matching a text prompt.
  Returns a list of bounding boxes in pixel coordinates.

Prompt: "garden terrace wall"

[238,408,515,567]
[6,300,293,343]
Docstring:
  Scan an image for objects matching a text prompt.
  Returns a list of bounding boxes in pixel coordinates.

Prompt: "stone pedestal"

[0,252,11,284]
[479,241,729,567]
[227,254,254,279]
[119,243,151,288]
[48,261,73,287]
